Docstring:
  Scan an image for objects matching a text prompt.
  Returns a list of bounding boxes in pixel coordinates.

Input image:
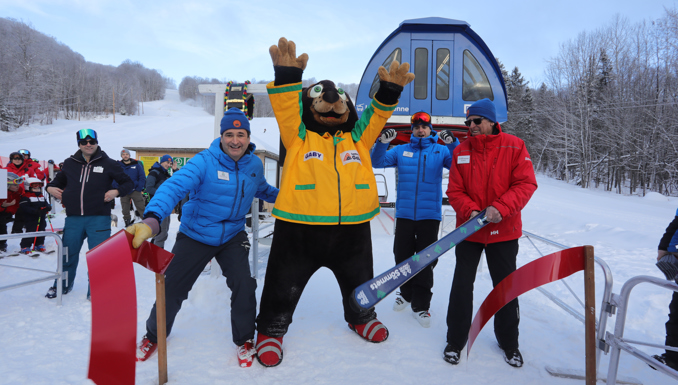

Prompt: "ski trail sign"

[351,208,489,311]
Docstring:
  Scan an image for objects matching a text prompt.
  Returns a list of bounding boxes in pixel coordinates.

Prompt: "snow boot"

[393,292,410,311]
[236,339,256,368]
[412,310,431,328]
[443,344,461,365]
[35,245,46,252]
[255,333,283,367]
[20,247,32,255]
[136,335,158,362]
[503,348,524,368]
[348,319,389,343]
[650,353,678,371]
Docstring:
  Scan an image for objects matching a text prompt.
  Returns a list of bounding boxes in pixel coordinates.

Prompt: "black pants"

[666,291,678,361]
[0,213,13,249]
[145,231,256,346]
[446,239,520,351]
[20,216,46,248]
[256,220,377,337]
[393,218,440,311]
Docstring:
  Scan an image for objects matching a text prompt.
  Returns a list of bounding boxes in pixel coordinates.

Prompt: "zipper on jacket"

[228,162,240,221]
[80,164,90,216]
[333,139,342,224]
[414,149,422,221]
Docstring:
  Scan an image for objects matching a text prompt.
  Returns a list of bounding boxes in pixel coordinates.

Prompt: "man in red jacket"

[443,98,537,368]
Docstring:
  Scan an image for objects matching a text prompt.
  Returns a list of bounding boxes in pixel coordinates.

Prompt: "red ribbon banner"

[467,246,586,356]
[86,230,174,385]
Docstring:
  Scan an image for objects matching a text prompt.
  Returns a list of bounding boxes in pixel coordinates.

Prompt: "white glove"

[380,129,396,143]
[440,130,456,144]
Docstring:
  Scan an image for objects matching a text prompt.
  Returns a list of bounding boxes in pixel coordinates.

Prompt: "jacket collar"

[409,132,438,149]
[207,137,255,168]
[72,147,105,164]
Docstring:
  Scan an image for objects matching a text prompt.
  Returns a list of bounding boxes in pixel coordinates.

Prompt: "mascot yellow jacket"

[267,81,396,225]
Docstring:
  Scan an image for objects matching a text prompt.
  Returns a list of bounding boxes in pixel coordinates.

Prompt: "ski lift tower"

[198,83,268,139]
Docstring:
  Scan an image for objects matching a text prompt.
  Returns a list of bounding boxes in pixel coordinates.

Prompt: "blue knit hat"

[220,108,251,135]
[160,155,172,163]
[466,98,496,123]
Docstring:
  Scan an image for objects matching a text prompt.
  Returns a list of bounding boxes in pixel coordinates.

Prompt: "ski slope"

[0,90,676,384]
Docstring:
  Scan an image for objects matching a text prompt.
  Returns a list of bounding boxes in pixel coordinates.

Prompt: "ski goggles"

[8,177,24,185]
[464,117,485,127]
[10,155,22,161]
[18,149,30,157]
[76,129,98,143]
[411,111,432,124]
[30,183,44,188]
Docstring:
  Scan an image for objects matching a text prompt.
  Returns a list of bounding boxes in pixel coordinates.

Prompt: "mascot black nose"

[323,90,340,104]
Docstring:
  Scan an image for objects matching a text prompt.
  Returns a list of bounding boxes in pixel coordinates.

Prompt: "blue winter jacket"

[144,138,279,246]
[371,132,457,221]
[114,159,146,192]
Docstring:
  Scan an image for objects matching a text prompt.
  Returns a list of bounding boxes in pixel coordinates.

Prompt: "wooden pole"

[584,245,596,385]
[155,273,168,385]
[112,88,116,123]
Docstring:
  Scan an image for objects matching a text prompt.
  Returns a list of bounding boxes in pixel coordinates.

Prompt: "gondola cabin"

[355,17,507,145]
[358,17,507,208]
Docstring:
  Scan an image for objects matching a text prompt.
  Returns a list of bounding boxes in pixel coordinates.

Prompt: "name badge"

[457,155,470,164]
[93,166,104,173]
[218,171,229,180]
[403,151,414,158]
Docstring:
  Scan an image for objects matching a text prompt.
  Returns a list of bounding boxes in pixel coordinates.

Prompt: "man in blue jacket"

[128,108,278,368]
[45,129,133,299]
[370,111,459,327]
[117,149,146,227]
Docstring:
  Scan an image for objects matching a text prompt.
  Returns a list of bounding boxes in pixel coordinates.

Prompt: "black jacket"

[145,162,171,197]
[47,147,133,216]
[18,191,52,220]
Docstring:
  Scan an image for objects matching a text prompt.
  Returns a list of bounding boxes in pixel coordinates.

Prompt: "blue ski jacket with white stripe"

[144,137,278,246]
[371,132,456,221]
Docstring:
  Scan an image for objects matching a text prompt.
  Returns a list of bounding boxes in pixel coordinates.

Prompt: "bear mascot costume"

[255,37,414,367]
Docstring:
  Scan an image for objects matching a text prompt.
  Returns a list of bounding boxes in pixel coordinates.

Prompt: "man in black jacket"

[145,154,177,249]
[45,129,133,299]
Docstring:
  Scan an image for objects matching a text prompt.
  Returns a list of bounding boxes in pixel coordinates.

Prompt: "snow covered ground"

[1,91,676,384]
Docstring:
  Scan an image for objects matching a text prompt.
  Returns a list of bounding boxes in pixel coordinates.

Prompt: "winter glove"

[269,37,309,70]
[380,129,396,143]
[377,60,415,87]
[657,254,678,283]
[126,218,159,249]
[440,130,456,144]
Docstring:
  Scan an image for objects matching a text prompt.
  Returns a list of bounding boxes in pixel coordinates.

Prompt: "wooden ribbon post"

[156,273,168,385]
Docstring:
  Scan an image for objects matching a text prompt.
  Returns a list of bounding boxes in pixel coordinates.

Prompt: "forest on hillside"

[0,18,173,131]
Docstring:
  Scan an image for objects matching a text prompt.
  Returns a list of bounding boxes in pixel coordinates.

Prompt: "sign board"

[0,168,6,199]
[174,157,191,168]
[139,156,159,176]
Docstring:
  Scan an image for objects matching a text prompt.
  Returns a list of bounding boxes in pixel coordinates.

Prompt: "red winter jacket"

[0,188,24,216]
[5,160,45,180]
[446,126,537,244]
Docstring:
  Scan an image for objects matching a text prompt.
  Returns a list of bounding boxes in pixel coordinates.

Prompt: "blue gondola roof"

[360,17,507,105]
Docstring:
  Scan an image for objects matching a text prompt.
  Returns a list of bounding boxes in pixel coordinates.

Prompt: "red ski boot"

[255,333,283,367]
[236,339,256,368]
[348,319,389,343]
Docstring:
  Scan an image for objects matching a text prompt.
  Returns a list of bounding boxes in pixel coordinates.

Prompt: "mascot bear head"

[301,80,358,136]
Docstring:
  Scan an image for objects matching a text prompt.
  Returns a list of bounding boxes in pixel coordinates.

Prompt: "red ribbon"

[86,230,174,385]
[467,246,585,356]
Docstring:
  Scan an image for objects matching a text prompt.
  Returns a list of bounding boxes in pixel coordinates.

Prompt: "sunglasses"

[464,117,485,127]
[79,139,98,146]
[411,112,432,124]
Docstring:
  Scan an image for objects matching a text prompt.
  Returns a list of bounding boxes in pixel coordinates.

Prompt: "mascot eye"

[337,88,347,101]
[309,85,323,98]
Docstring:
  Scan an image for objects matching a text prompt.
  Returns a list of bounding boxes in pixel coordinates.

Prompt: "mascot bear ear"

[270,37,309,70]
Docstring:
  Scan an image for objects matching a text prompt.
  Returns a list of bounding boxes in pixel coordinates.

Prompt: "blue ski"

[351,208,490,311]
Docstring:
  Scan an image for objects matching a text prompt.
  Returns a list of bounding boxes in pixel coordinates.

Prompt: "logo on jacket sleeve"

[341,150,362,165]
[304,151,324,161]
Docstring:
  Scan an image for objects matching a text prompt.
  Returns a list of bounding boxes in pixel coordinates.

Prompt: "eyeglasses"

[78,139,98,146]
[464,117,485,127]
[76,129,98,142]
[11,156,22,160]
[411,112,431,124]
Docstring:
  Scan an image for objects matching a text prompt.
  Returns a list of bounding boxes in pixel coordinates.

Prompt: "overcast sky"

[2,0,675,88]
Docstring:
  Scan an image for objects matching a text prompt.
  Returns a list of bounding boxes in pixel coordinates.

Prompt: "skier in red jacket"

[443,98,537,368]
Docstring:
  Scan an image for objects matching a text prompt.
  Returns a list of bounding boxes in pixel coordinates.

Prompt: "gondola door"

[410,40,454,117]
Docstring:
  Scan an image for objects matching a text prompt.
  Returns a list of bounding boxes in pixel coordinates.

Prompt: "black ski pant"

[393,218,440,312]
[20,216,46,248]
[145,231,256,346]
[446,239,520,351]
[256,220,377,337]
[11,216,24,235]
[666,291,678,361]
[0,213,13,249]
